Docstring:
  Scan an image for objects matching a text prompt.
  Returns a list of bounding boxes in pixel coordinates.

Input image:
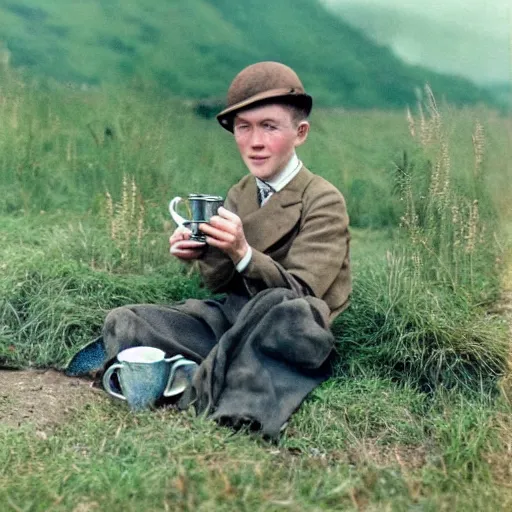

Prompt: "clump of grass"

[0,214,208,368]
[334,86,508,391]
[0,257,207,369]
[398,86,500,297]
[335,262,508,391]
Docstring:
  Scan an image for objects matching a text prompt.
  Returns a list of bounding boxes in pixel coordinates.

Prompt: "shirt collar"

[256,153,302,193]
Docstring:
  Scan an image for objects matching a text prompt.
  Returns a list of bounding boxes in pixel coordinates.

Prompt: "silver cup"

[169,194,224,242]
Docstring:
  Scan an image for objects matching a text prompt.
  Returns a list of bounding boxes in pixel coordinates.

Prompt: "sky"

[321,0,510,36]
[320,0,510,84]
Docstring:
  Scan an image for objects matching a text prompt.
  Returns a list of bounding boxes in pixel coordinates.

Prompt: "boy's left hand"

[199,206,250,265]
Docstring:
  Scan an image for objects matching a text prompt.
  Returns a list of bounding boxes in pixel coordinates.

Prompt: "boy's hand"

[169,227,206,261]
[200,207,250,264]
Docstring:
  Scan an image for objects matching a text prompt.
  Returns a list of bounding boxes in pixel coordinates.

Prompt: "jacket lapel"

[240,167,314,253]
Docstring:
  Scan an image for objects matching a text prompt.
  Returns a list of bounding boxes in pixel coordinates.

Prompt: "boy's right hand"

[169,227,206,261]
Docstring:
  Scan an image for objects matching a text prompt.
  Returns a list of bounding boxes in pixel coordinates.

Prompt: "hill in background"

[0,0,497,109]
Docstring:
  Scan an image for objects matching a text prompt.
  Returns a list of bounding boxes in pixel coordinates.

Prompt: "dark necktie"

[257,183,274,206]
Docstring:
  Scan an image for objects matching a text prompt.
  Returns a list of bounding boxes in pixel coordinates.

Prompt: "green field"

[1,66,512,510]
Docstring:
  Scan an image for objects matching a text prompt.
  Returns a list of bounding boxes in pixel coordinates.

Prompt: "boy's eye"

[263,122,277,131]
[235,124,249,132]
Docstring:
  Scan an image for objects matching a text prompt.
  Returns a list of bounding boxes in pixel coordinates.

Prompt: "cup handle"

[164,355,184,364]
[163,359,198,397]
[162,355,183,398]
[169,197,188,228]
[102,363,126,401]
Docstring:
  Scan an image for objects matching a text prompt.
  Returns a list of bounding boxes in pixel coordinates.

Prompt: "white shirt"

[255,152,302,204]
[236,153,303,272]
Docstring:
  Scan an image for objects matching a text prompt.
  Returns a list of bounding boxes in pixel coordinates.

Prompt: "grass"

[1,377,511,511]
[334,260,509,392]
[0,70,511,510]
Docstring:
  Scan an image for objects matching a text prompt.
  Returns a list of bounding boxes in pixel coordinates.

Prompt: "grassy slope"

[0,66,511,509]
[0,71,509,375]
[0,0,495,108]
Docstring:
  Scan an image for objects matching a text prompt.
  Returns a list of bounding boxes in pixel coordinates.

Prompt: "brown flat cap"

[217,61,313,132]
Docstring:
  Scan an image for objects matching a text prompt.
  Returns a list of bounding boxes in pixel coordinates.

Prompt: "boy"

[172,61,350,319]
[68,62,351,436]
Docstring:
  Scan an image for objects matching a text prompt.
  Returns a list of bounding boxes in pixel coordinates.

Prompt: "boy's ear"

[295,121,310,145]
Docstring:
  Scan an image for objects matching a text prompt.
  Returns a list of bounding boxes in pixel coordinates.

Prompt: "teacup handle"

[163,354,184,397]
[102,363,126,401]
[163,358,198,397]
[169,197,189,228]
[164,355,185,364]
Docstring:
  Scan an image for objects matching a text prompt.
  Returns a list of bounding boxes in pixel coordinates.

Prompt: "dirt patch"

[0,369,106,431]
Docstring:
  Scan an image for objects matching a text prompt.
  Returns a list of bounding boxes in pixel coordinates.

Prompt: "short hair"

[261,97,309,126]
[284,103,310,125]
[232,98,310,129]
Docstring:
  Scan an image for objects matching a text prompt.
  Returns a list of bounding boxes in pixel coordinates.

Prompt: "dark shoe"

[65,337,108,377]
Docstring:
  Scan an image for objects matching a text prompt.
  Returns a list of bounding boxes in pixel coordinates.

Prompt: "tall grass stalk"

[335,87,508,390]
[397,86,499,297]
[105,174,145,265]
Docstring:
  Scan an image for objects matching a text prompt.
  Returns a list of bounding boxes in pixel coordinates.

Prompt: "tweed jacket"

[198,166,351,322]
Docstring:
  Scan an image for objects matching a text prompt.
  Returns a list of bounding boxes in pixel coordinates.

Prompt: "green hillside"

[0,0,496,108]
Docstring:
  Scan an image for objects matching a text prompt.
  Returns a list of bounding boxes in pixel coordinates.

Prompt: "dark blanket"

[179,288,335,438]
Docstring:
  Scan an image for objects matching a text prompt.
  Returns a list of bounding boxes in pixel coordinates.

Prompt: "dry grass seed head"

[137,201,145,245]
[430,160,441,199]
[472,121,485,175]
[465,200,480,254]
[451,204,461,247]
[105,191,115,240]
[417,85,442,148]
[418,102,429,147]
[105,175,145,257]
[439,141,451,204]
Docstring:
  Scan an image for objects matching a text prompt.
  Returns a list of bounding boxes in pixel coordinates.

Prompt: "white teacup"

[102,347,191,410]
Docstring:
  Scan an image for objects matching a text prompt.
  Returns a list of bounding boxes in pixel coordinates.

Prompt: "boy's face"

[233,104,309,182]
